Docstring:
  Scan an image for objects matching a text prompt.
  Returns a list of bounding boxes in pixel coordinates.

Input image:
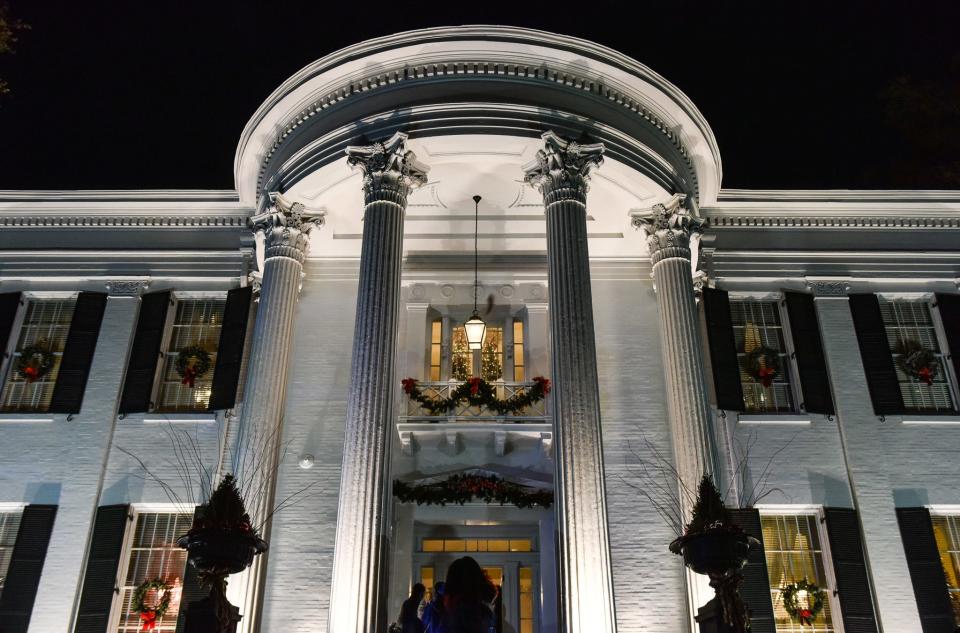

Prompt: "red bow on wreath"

[799,608,813,626]
[401,378,418,394]
[756,366,776,388]
[22,366,40,383]
[181,367,198,388]
[139,610,158,631]
[917,366,934,386]
[468,377,482,396]
[533,376,552,394]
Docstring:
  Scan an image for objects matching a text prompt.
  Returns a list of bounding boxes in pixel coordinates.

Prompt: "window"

[519,566,534,633]
[879,298,956,412]
[761,513,838,633]
[730,300,796,412]
[155,298,225,412]
[420,538,533,553]
[452,327,471,381]
[513,320,525,382]
[115,511,192,632]
[0,510,23,600]
[429,320,442,381]
[481,327,503,381]
[1,298,75,412]
[930,514,960,625]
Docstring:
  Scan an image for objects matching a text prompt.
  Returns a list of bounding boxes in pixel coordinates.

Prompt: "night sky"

[0,0,958,191]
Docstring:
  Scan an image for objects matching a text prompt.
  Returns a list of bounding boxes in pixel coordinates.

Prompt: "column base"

[695,597,743,633]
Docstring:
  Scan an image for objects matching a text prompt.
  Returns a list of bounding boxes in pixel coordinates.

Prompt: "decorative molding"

[494,430,507,456]
[345,132,429,205]
[249,192,325,264]
[0,215,248,229]
[523,131,604,203]
[806,279,850,297]
[704,213,960,230]
[104,279,151,296]
[631,194,705,265]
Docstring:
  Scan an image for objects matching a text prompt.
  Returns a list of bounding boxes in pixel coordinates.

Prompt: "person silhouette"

[442,557,498,633]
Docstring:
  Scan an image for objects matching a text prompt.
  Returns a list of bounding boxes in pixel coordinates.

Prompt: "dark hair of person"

[444,556,497,605]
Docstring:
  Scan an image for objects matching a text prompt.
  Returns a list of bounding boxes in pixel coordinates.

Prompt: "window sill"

[141,413,218,424]
[0,413,55,423]
[737,413,812,425]
[900,415,960,426]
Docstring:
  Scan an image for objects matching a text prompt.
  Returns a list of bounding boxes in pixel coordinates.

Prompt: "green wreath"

[16,341,54,383]
[745,346,780,388]
[132,578,172,630]
[175,345,212,388]
[895,339,939,386]
[781,578,825,626]
[401,376,551,416]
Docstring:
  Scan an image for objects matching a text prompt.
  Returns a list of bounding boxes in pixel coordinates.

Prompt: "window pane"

[430,320,442,381]
[155,299,225,412]
[0,510,23,601]
[422,539,443,553]
[729,300,796,413]
[1,299,75,412]
[481,327,503,381]
[116,512,193,632]
[452,327,470,381]
[514,320,525,382]
[880,298,956,412]
[932,515,960,626]
[761,514,836,632]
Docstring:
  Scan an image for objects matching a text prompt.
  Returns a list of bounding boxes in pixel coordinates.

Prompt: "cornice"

[0,215,248,228]
[0,189,240,203]
[703,213,960,230]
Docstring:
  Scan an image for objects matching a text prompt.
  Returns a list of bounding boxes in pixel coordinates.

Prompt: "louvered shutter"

[823,508,879,633]
[49,292,108,414]
[176,507,207,633]
[935,294,960,388]
[784,292,835,415]
[0,292,22,362]
[0,505,58,632]
[74,505,130,633]
[119,291,170,414]
[727,509,775,633]
[703,287,745,411]
[896,508,955,633]
[208,286,252,411]
[849,294,904,415]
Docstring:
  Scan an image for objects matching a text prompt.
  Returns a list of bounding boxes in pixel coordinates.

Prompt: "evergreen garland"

[401,376,551,416]
[393,473,553,509]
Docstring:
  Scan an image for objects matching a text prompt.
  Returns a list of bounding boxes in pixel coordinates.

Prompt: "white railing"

[402,380,548,421]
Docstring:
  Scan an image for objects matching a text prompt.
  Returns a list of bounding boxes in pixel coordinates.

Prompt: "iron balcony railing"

[401,380,549,421]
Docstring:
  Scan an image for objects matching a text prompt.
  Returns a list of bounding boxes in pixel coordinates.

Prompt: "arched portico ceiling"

[235,26,722,211]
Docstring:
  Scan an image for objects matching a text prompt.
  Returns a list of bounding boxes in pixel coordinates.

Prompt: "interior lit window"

[115,512,193,632]
[420,566,434,603]
[879,298,957,412]
[519,566,534,633]
[761,513,837,633]
[481,327,503,381]
[155,298,225,412]
[513,320,525,382]
[0,299,75,412]
[452,327,471,381]
[729,300,796,412]
[420,538,534,553]
[930,514,960,625]
[430,320,442,381]
[0,510,23,601]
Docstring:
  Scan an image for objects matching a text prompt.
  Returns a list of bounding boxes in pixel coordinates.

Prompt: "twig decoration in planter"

[401,376,551,415]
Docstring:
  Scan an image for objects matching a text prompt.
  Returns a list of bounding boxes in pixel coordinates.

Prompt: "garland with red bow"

[401,376,551,416]
[781,578,825,626]
[132,578,173,631]
[393,474,553,509]
[175,345,212,388]
[745,346,780,388]
[895,339,939,386]
[15,342,54,383]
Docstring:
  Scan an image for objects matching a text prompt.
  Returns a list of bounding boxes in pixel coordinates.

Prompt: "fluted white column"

[524,131,617,633]
[632,199,719,493]
[231,194,324,632]
[329,132,428,633]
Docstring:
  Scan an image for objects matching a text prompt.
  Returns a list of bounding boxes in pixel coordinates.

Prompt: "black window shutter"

[176,507,207,633]
[727,508,776,633]
[119,291,171,414]
[0,505,58,633]
[208,286,253,411]
[0,292,22,361]
[849,294,904,415]
[823,508,879,633]
[935,294,960,389]
[784,292,835,415]
[49,292,108,414]
[703,287,745,411]
[74,505,130,633]
[896,507,955,633]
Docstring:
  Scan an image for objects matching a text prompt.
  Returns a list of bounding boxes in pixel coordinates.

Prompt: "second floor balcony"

[400,379,549,422]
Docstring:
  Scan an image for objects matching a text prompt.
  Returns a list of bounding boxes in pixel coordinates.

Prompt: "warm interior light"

[464,312,486,350]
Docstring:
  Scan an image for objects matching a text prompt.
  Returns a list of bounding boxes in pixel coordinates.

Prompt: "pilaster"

[523,131,617,633]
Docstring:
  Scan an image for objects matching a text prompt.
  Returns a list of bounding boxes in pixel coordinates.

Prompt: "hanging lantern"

[464,194,486,350]
[464,311,486,350]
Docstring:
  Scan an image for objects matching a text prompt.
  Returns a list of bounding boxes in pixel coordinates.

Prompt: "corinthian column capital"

[631,194,705,264]
[249,192,326,264]
[523,131,604,204]
[346,131,429,206]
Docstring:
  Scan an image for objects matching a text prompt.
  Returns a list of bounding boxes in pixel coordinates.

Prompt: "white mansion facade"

[1,24,959,633]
